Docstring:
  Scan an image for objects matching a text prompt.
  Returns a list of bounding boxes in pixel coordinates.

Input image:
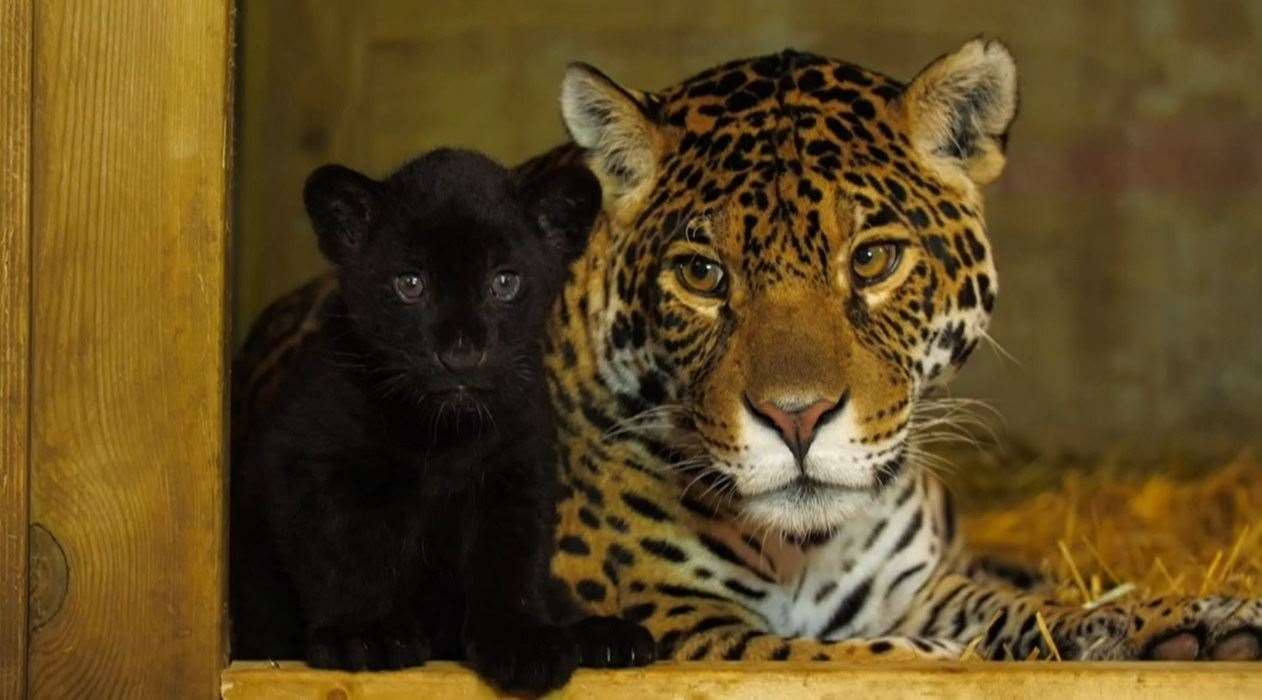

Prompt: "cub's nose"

[746,394,842,464]
[437,336,486,373]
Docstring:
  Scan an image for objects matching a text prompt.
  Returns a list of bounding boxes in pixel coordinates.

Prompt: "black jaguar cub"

[229,149,653,692]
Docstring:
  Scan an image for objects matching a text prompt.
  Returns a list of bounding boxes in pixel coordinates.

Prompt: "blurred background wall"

[234,0,1262,462]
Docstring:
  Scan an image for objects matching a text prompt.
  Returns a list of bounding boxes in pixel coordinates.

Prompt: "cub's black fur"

[229,150,653,692]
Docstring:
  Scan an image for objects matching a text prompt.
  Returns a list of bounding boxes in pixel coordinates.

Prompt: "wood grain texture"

[222,661,1262,700]
[1,1,32,697]
[26,1,233,697]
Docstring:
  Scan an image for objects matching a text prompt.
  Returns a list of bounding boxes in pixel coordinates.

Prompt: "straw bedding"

[957,449,1262,605]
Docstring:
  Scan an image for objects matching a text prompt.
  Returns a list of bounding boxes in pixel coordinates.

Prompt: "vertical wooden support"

[25,1,234,696]
[1,1,33,697]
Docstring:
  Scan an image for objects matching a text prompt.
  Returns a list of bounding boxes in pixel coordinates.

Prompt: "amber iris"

[675,255,726,296]
[850,242,901,286]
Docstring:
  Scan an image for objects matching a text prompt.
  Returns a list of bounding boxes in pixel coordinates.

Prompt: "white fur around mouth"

[739,478,883,537]
[743,475,870,501]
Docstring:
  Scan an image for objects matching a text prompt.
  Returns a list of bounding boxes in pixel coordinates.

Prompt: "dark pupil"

[857,248,875,265]
[691,260,711,280]
[402,275,419,289]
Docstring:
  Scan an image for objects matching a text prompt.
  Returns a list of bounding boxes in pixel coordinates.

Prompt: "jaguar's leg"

[1051,595,1262,661]
[900,573,1262,660]
[634,598,961,661]
[897,573,1062,659]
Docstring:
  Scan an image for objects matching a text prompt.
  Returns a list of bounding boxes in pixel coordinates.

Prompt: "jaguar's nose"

[745,394,842,464]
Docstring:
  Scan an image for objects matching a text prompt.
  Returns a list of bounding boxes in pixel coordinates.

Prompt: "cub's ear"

[560,63,662,212]
[303,164,382,264]
[903,38,1018,187]
[525,165,603,258]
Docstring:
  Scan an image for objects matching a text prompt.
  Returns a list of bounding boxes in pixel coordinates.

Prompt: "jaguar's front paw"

[1055,596,1262,661]
[465,618,580,694]
[305,622,432,671]
[570,615,656,668]
[1138,597,1262,661]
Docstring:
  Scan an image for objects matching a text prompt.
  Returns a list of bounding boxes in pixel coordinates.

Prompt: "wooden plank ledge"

[222,660,1262,699]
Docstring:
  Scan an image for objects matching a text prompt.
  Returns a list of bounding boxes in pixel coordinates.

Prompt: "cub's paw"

[1055,597,1262,661]
[570,615,656,668]
[465,619,579,694]
[305,622,432,671]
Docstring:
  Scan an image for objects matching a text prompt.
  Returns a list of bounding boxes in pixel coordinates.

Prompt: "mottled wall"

[234,0,1262,459]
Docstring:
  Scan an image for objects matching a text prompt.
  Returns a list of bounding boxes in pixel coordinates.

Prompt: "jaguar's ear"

[525,165,603,259]
[560,63,662,210]
[303,164,382,265]
[903,38,1018,187]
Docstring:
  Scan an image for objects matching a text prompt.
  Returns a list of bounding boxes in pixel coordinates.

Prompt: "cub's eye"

[394,273,426,303]
[490,270,521,301]
[850,242,903,286]
[674,255,727,297]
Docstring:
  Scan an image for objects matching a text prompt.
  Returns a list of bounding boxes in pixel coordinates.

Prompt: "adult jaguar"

[234,39,1262,663]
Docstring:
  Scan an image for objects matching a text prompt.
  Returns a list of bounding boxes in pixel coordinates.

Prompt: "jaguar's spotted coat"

[236,39,1262,663]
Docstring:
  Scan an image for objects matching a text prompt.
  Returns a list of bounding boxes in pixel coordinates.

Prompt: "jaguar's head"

[561,39,1017,536]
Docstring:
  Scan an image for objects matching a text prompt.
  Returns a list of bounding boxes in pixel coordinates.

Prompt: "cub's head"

[560,40,1017,535]
[304,149,600,422]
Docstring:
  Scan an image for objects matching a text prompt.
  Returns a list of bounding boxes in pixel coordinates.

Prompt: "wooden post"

[23,1,234,697]
[1,1,33,697]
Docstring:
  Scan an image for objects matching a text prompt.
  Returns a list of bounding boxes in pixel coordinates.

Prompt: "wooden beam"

[0,1,33,697]
[222,661,1262,700]
[26,1,233,696]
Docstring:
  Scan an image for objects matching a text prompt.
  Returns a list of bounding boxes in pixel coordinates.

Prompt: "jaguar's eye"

[394,273,426,303]
[850,242,902,286]
[674,255,727,297]
[490,270,521,301]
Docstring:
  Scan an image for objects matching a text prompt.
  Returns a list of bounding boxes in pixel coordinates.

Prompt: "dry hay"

[957,449,1262,605]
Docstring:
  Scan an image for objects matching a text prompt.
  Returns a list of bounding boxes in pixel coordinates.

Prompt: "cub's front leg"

[461,468,655,692]
[304,619,433,672]
[460,464,650,693]
[272,483,433,671]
